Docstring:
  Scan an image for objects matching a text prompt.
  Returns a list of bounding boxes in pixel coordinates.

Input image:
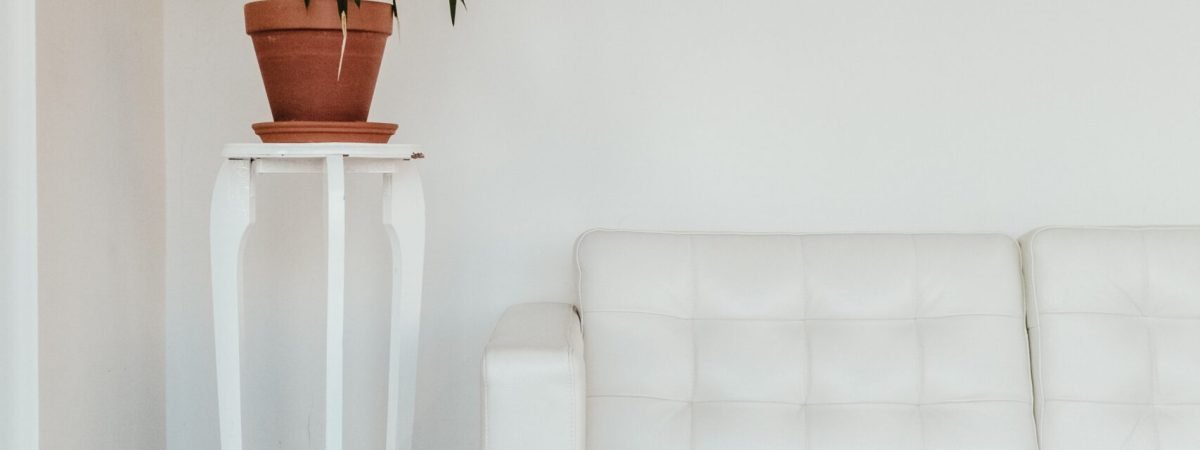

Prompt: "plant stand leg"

[325,155,347,450]
[383,162,426,450]
[211,159,256,450]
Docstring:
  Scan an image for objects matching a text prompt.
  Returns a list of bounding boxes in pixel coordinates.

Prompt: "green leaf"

[449,0,457,24]
[353,0,361,7]
[337,0,348,15]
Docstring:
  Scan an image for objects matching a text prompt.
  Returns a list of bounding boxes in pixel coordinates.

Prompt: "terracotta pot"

[245,0,393,122]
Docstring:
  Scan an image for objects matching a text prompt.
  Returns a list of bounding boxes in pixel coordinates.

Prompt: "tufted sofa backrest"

[576,231,1037,450]
[1022,227,1200,450]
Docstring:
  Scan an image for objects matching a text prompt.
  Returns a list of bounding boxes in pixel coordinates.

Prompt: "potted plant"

[245,0,464,143]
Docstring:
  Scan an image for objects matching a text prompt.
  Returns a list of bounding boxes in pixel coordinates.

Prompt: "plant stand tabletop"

[210,142,425,450]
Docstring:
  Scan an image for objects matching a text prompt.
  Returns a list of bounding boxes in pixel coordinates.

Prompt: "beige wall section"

[164,1,1200,450]
[37,0,165,448]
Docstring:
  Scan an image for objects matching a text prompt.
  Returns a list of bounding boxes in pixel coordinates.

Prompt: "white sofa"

[483,227,1200,450]
[1023,227,1200,450]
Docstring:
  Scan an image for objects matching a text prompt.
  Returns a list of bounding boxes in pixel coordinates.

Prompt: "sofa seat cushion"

[1023,227,1200,450]
[577,231,1036,450]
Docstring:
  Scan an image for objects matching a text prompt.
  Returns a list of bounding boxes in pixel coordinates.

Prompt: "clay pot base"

[252,121,398,144]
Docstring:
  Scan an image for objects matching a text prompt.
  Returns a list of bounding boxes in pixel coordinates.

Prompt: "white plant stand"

[210,143,426,450]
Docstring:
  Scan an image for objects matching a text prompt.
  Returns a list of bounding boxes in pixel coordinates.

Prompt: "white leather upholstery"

[1023,227,1200,450]
[576,231,1037,450]
[483,303,586,450]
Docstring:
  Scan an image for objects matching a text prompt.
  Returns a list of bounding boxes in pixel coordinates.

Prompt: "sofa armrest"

[482,303,586,450]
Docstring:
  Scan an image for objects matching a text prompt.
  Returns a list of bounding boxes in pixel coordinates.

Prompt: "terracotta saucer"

[252,121,398,144]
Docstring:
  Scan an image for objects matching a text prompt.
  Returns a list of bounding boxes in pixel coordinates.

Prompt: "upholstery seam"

[1043,398,1200,406]
[1123,233,1148,317]
[912,236,927,450]
[573,228,1019,238]
[588,394,1031,406]
[573,233,591,449]
[1027,228,1048,447]
[1021,225,1200,233]
[580,310,1024,322]
[1036,312,1200,320]
[1141,231,1161,450]
[798,238,811,450]
[688,236,698,450]
[574,229,587,450]
[1013,236,1038,450]
[1117,412,1150,450]
[565,309,578,450]
[574,230,591,316]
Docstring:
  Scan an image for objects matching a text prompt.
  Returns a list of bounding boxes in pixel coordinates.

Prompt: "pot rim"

[245,0,393,35]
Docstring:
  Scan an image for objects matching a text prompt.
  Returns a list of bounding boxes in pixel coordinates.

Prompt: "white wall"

[1,0,39,448]
[165,1,1200,449]
[37,0,166,448]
